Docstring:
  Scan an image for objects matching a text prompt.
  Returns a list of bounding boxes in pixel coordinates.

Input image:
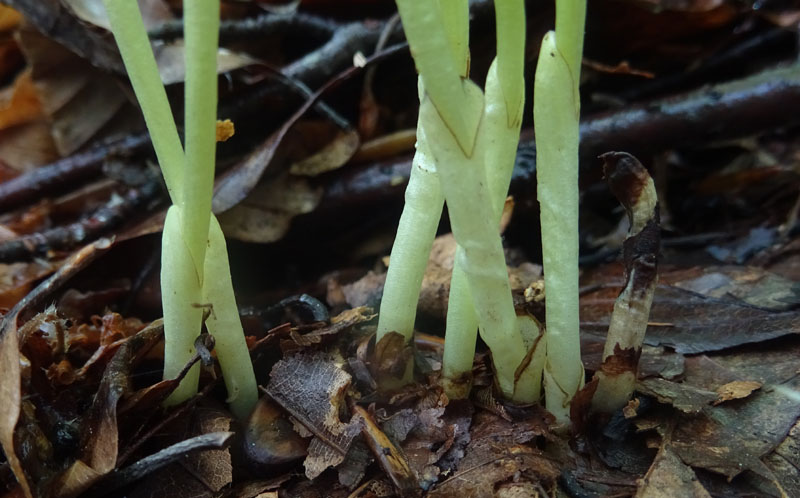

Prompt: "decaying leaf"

[668,265,800,311]
[289,128,360,177]
[0,260,57,309]
[636,441,711,498]
[185,405,235,493]
[217,173,323,243]
[0,70,41,131]
[283,306,374,351]
[636,378,717,414]
[428,411,557,498]
[17,25,130,156]
[581,284,800,354]
[265,352,361,479]
[373,331,413,383]
[100,431,234,498]
[713,380,762,405]
[759,417,800,497]
[653,351,800,481]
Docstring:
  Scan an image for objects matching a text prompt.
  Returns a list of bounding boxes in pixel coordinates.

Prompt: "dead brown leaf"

[290,128,360,176]
[713,380,762,405]
[0,70,42,130]
[581,284,800,354]
[217,173,323,243]
[636,441,710,498]
[428,411,557,497]
[636,378,717,414]
[265,352,361,479]
[17,26,130,156]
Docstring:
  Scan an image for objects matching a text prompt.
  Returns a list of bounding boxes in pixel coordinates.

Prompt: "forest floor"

[1,0,800,497]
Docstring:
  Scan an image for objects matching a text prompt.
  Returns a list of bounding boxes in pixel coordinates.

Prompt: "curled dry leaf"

[352,404,419,496]
[283,306,374,351]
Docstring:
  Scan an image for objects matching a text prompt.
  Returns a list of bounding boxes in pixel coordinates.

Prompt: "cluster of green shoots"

[378,0,588,423]
[102,0,257,419]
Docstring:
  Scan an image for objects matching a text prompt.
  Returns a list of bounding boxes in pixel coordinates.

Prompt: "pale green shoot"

[442,0,545,403]
[160,206,204,402]
[375,117,443,352]
[375,0,469,380]
[394,0,478,155]
[396,0,521,398]
[102,0,257,419]
[102,0,182,202]
[181,0,219,277]
[420,80,523,398]
[203,216,258,418]
[533,0,587,423]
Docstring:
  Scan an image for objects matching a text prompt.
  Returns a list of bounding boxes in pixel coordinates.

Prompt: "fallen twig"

[0,179,162,262]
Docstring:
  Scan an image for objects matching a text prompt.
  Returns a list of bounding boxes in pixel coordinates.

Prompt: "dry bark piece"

[265,352,361,479]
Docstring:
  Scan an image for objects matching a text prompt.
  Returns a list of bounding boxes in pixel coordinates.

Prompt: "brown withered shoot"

[591,152,661,414]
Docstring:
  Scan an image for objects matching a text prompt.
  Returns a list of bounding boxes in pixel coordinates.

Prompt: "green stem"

[377,0,467,383]
[395,0,476,155]
[534,27,585,423]
[161,206,203,404]
[442,0,530,401]
[182,0,220,280]
[420,84,524,398]
[376,120,443,345]
[101,0,183,203]
[203,215,259,419]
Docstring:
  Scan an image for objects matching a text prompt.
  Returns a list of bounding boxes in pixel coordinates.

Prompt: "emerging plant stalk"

[533,0,587,423]
[442,0,543,402]
[592,152,660,414]
[103,0,257,418]
[376,0,469,383]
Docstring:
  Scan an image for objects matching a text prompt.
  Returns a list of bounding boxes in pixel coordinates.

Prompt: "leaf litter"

[1,1,800,497]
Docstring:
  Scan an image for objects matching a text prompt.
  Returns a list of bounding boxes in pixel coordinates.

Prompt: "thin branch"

[0,179,162,262]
